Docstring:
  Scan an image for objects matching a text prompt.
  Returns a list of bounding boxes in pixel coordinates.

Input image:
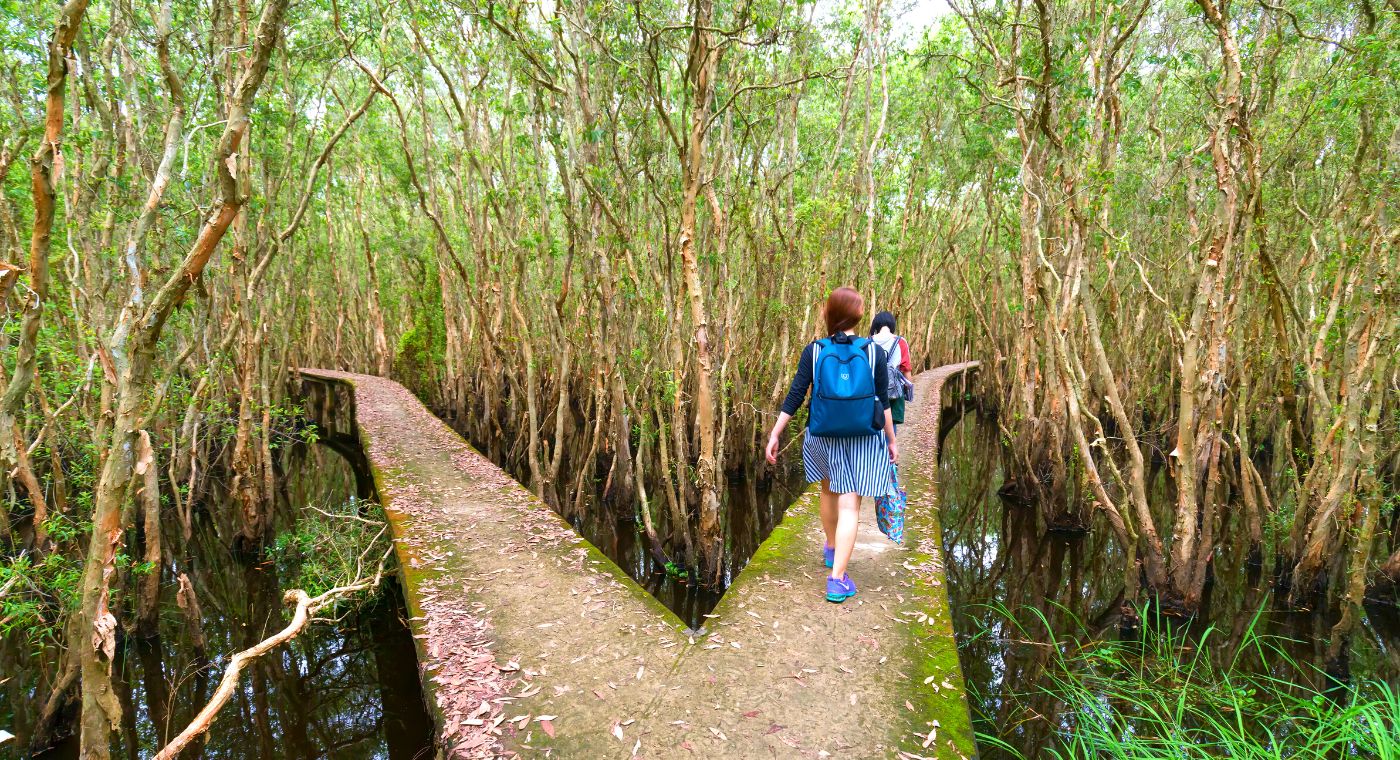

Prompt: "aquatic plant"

[973,603,1400,759]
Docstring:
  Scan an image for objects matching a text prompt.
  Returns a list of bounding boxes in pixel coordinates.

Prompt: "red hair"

[824,287,864,336]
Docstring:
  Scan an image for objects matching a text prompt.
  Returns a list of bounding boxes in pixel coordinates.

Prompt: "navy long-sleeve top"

[780,335,892,416]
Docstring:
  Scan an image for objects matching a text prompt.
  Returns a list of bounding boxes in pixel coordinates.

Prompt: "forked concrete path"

[298,363,979,759]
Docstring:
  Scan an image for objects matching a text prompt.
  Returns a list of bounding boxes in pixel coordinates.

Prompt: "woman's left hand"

[887,440,899,464]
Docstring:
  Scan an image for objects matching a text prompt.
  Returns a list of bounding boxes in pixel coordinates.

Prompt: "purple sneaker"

[825,574,856,603]
[823,544,835,569]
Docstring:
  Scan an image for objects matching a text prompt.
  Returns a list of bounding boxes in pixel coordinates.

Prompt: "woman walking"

[765,287,896,603]
[870,311,913,434]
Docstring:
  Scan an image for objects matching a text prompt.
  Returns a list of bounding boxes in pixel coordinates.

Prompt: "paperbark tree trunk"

[0,0,90,503]
[135,431,163,637]
[1168,0,1251,609]
[861,0,888,311]
[355,171,392,376]
[78,1,291,754]
[679,0,725,583]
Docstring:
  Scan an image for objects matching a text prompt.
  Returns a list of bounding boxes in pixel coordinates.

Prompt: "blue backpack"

[809,336,883,438]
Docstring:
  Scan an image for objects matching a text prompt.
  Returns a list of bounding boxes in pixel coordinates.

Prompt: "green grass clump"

[975,603,1400,759]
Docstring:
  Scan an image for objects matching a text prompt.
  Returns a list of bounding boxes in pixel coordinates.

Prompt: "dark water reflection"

[575,474,806,628]
[437,406,806,629]
[3,445,433,760]
[938,414,1400,758]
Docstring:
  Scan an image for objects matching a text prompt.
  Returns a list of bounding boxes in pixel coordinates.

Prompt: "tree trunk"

[79,1,291,753]
[0,0,90,502]
[135,431,163,637]
[1169,0,1250,609]
[861,0,888,310]
[680,0,725,583]
[355,172,392,376]
[509,273,546,496]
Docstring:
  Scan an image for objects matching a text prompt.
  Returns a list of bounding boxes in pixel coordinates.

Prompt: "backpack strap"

[883,339,900,368]
[855,337,876,381]
[811,339,829,395]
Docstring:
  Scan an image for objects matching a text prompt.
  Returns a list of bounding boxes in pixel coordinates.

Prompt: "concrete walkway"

[298,363,978,759]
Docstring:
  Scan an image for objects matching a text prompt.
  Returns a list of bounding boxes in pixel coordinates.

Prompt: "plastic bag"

[875,463,906,545]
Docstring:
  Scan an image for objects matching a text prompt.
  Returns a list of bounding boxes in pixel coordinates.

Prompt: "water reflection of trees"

[115,543,402,757]
[939,415,1399,758]
[7,444,430,760]
[551,458,805,629]
[941,414,1123,756]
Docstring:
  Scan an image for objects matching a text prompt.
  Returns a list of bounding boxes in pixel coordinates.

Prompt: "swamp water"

[568,475,806,627]
[3,445,434,760]
[938,414,1400,757]
[437,408,807,629]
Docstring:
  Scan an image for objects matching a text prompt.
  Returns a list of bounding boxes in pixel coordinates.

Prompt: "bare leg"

[819,479,838,549]
[830,492,861,578]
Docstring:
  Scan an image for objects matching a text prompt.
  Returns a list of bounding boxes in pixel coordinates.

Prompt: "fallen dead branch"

[152,536,391,760]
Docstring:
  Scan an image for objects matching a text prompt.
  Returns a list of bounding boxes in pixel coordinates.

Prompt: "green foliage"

[2,0,1397,748]
[266,497,392,606]
[394,250,447,393]
[0,539,85,647]
[973,603,1400,759]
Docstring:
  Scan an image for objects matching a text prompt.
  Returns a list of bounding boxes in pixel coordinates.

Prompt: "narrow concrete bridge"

[297,362,980,759]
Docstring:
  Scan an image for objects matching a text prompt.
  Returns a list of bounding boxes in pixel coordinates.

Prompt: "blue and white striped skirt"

[802,430,890,497]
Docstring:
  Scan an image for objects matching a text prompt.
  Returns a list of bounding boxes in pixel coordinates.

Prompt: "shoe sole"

[825,591,854,603]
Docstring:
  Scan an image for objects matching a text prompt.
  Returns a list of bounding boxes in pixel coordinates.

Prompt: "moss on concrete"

[899,462,978,756]
[300,367,978,758]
